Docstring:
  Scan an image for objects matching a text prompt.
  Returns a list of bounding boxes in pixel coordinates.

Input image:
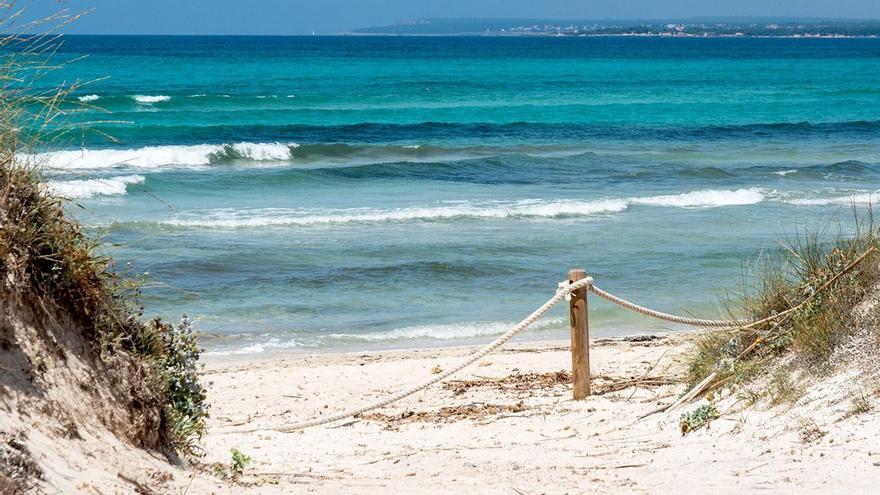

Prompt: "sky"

[17,0,880,35]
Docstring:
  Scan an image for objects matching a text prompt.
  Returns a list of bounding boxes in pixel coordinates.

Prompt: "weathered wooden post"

[568,268,590,399]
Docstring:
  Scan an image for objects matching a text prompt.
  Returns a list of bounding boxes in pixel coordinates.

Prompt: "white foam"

[231,142,296,161]
[327,317,564,342]
[77,94,100,102]
[162,199,629,228]
[631,188,765,208]
[33,142,297,170]
[204,317,566,355]
[203,338,307,356]
[132,95,171,104]
[155,189,769,229]
[783,191,878,206]
[774,169,798,176]
[45,175,145,199]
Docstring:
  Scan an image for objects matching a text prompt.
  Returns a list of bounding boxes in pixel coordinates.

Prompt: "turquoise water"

[33,36,880,355]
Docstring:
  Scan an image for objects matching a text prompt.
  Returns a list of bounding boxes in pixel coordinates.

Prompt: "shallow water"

[32,36,880,354]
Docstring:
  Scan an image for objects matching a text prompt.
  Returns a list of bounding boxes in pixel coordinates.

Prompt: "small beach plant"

[230,448,252,479]
[679,404,719,435]
[213,448,252,481]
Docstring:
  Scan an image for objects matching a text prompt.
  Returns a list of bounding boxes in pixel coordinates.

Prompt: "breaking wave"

[631,188,765,208]
[148,189,767,229]
[45,175,145,199]
[34,142,298,170]
[160,199,630,228]
[133,94,171,103]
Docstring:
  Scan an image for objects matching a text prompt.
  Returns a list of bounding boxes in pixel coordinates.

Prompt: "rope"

[588,284,749,328]
[276,276,595,431]
[275,267,834,431]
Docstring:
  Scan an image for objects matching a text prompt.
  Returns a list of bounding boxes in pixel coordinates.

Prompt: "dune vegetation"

[686,211,880,405]
[0,8,207,491]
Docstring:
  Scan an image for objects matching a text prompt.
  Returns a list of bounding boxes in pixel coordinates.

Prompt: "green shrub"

[152,316,209,453]
[679,404,719,435]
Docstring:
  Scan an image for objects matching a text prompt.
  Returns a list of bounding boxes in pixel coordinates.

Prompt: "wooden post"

[568,268,590,399]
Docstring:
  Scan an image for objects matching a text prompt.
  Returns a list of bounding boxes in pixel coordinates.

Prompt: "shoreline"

[201,336,577,368]
[200,331,676,365]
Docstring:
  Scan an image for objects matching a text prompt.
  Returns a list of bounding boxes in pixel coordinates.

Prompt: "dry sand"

[186,334,880,494]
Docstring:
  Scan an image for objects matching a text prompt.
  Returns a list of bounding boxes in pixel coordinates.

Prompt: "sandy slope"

[194,334,880,494]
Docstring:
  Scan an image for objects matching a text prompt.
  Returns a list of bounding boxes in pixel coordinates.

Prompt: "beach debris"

[0,431,42,493]
[797,417,827,443]
[444,371,572,396]
[444,370,676,398]
[359,401,527,428]
[431,364,443,374]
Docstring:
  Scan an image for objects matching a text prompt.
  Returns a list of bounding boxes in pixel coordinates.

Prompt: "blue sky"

[20,0,880,35]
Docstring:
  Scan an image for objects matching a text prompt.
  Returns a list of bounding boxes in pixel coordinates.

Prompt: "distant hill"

[350,17,880,37]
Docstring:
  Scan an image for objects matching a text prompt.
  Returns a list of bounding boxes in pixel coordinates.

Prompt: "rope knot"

[557,277,593,301]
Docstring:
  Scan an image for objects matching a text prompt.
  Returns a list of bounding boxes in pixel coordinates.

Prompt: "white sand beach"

[182,334,880,494]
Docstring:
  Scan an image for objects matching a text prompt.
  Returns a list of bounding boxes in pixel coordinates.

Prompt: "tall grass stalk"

[687,209,880,389]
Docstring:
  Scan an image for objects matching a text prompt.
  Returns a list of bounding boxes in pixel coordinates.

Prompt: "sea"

[29,35,880,355]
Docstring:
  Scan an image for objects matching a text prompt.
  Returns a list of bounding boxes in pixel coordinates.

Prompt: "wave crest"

[132,95,171,103]
[160,199,629,228]
[152,189,765,229]
[782,190,878,206]
[632,188,765,208]
[45,175,145,199]
[34,142,298,170]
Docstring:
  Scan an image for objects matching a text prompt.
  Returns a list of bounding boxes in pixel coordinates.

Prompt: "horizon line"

[9,15,880,37]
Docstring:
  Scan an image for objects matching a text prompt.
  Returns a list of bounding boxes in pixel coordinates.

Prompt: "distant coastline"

[349,17,880,38]
[343,32,880,39]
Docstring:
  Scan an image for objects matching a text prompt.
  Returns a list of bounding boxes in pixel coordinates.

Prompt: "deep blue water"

[31,35,880,354]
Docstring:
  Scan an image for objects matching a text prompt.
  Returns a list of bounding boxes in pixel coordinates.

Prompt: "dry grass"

[686,210,880,397]
[768,367,805,406]
[846,388,873,418]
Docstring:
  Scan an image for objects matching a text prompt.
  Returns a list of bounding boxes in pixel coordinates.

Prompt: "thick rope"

[588,284,749,328]
[265,251,878,431]
[276,277,595,431]
[273,272,814,431]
